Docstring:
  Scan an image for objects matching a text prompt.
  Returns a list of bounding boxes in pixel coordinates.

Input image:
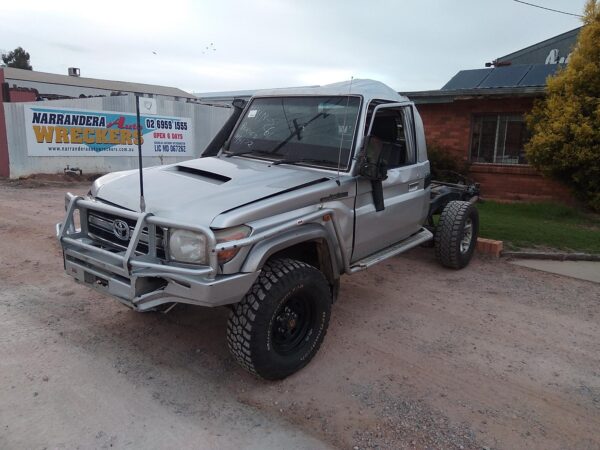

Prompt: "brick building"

[403,28,580,202]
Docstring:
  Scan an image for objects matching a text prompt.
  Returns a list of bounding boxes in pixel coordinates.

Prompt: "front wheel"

[435,201,479,269]
[227,258,331,380]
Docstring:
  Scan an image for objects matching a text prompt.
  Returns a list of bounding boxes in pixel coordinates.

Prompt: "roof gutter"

[400,86,547,104]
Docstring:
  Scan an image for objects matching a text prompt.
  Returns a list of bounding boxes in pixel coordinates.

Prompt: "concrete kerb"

[479,242,600,283]
[475,237,600,262]
[502,251,600,262]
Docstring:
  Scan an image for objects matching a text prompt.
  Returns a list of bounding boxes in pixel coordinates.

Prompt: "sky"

[0,0,588,94]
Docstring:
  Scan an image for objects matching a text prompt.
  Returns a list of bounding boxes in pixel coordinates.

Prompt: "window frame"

[366,102,418,169]
[469,112,529,165]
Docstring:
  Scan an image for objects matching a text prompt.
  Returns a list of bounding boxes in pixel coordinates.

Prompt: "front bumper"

[57,194,259,311]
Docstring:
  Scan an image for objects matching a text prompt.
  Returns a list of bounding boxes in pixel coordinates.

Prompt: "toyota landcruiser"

[57,80,479,380]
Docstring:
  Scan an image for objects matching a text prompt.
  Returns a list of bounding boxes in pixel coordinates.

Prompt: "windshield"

[228,96,361,170]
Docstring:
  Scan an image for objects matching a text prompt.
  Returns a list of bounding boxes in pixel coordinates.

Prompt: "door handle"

[408,182,420,192]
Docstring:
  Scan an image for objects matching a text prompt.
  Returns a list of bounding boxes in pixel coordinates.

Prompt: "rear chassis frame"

[428,180,480,217]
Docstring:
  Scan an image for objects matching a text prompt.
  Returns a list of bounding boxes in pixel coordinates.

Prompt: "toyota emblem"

[112,219,130,241]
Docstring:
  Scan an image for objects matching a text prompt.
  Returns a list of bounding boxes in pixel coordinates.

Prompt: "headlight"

[168,229,208,264]
[214,225,252,264]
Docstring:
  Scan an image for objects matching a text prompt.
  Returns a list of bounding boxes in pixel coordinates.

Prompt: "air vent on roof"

[68,67,81,77]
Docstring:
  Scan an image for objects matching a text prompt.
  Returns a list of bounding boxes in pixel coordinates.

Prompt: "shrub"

[427,143,470,182]
[525,0,600,211]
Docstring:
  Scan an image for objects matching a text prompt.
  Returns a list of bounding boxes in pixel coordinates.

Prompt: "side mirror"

[359,136,389,181]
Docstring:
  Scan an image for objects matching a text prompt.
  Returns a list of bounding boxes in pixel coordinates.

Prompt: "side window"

[367,107,416,168]
[470,114,528,164]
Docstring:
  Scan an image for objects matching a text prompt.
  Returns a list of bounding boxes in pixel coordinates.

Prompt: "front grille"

[87,210,166,259]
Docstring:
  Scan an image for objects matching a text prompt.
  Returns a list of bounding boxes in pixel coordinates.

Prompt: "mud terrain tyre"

[435,201,479,269]
[227,258,331,380]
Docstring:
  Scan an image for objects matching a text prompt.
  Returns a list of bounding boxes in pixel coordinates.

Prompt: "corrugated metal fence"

[3,95,232,178]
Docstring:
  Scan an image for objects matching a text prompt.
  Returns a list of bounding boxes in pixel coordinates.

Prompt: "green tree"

[1,46,32,70]
[525,0,600,210]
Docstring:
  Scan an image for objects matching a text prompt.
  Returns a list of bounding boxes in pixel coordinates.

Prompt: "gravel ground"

[1,180,599,450]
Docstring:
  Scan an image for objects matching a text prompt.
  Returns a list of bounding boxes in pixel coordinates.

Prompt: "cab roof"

[254,79,408,105]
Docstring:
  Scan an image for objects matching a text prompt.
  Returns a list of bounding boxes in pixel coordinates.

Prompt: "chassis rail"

[428,180,480,217]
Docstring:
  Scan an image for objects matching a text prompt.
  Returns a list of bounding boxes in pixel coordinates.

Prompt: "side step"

[349,228,433,273]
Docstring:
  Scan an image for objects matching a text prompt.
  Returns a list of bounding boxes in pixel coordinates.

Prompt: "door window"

[366,107,416,168]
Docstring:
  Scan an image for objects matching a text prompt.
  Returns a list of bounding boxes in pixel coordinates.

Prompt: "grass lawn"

[476,201,600,254]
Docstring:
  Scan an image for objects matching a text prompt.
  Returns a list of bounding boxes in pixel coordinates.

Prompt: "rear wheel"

[435,201,479,269]
[227,258,331,380]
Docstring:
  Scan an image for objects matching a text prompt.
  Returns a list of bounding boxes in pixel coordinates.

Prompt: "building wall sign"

[545,48,571,65]
[24,105,193,156]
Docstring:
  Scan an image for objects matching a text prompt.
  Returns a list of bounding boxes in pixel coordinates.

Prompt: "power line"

[513,0,583,18]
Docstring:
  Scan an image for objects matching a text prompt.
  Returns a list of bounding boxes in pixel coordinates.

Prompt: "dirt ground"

[1,180,599,450]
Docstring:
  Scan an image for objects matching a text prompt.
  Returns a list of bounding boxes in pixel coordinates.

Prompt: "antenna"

[336,76,354,183]
[135,95,146,212]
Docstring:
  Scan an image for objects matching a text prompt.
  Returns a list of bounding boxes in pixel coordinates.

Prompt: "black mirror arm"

[359,135,387,211]
[371,179,385,212]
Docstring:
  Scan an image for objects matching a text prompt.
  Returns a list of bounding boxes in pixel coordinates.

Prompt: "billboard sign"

[24,105,193,156]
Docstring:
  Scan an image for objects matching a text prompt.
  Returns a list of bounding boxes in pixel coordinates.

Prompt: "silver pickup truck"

[57,80,479,380]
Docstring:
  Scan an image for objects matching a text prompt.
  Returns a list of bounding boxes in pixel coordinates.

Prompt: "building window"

[470,114,528,164]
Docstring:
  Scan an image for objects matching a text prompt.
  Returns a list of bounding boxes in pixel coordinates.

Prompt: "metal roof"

[496,27,580,65]
[1,67,196,99]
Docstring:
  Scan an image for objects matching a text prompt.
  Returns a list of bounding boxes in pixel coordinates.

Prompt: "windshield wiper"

[225,149,263,158]
[268,112,327,155]
[271,157,337,167]
[227,110,330,158]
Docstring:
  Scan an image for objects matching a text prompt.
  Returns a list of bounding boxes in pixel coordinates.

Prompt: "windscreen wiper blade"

[225,149,263,158]
[269,112,326,154]
[271,158,337,167]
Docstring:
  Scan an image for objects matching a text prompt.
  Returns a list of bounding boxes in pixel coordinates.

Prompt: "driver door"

[352,103,429,262]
